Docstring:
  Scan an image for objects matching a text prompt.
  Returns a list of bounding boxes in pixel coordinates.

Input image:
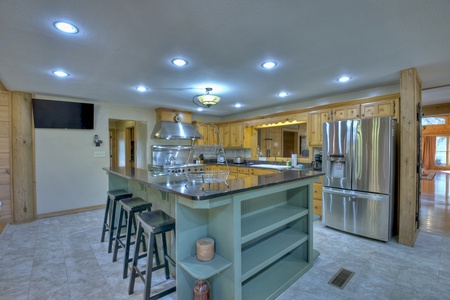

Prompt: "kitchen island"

[104,166,323,300]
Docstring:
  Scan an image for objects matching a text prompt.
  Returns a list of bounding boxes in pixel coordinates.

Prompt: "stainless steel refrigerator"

[322,116,397,241]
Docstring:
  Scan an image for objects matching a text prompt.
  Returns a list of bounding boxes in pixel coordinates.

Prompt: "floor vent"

[328,268,354,289]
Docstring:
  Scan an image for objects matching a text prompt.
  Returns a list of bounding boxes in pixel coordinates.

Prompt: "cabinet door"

[313,182,323,218]
[237,167,249,177]
[207,124,218,144]
[218,124,230,147]
[361,100,395,119]
[332,104,360,121]
[193,122,206,145]
[250,168,277,175]
[308,109,330,146]
[230,123,244,147]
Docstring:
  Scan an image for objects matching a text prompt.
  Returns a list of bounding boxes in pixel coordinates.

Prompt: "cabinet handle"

[5,169,10,174]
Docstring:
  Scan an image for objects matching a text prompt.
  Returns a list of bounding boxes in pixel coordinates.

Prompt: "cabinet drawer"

[313,199,322,217]
[237,167,249,174]
[313,183,322,200]
[228,166,238,173]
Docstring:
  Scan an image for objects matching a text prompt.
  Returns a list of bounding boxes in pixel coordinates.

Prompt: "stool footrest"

[164,255,176,268]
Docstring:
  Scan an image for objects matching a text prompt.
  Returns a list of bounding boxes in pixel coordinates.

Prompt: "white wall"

[34,95,155,215]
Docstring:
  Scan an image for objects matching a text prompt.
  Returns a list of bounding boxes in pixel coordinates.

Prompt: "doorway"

[282,131,297,157]
[125,126,135,168]
[109,119,147,169]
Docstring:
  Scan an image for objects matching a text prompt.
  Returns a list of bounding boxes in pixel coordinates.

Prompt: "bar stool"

[128,210,176,300]
[100,189,133,253]
[112,197,159,279]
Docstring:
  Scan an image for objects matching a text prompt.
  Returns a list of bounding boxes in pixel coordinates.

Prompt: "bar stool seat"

[100,189,133,253]
[112,197,158,279]
[128,210,176,300]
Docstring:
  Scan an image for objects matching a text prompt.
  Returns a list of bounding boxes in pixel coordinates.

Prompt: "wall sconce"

[94,135,103,147]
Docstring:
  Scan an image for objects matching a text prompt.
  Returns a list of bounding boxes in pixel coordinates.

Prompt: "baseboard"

[37,204,106,219]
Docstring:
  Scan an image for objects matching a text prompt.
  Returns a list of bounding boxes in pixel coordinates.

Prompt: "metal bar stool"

[128,210,176,300]
[113,197,160,279]
[100,189,133,253]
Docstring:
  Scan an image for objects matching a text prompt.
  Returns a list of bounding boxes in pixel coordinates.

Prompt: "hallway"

[421,171,450,236]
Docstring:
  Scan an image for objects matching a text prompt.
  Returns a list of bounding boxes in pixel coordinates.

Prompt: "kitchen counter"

[104,166,322,300]
[104,166,323,200]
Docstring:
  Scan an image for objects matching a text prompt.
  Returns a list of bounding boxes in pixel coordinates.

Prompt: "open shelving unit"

[175,178,317,300]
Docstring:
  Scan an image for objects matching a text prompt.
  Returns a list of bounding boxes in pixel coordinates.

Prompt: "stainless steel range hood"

[151,120,202,140]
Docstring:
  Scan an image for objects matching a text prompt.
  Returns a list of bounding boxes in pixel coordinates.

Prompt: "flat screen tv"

[32,99,94,129]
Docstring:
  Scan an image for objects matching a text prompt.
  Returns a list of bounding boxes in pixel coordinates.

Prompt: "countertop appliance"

[148,145,205,175]
[312,153,322,170]
[233,157,245,164]
[322,116,397,241]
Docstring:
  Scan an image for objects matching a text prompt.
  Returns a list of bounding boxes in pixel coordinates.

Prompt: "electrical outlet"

[94,151,106,158]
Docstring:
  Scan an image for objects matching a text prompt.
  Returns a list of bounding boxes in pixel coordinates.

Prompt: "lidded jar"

[193,279,210,300]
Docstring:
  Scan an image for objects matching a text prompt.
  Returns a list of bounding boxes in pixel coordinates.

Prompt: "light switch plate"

[94,151,106,158]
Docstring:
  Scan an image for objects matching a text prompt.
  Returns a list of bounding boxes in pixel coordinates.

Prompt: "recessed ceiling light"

[197,107,204,112]
[53,21,79,34]
[337,76,351,83]
[52,70,69,77]
[136,86,149,92]
[234,103,242,108]
[261,61,277,69]
[172,58,188,66]
[278,92,288,97]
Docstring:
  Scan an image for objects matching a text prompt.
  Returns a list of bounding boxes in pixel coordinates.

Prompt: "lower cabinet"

[175,179,316,300]
[313,177,323,218]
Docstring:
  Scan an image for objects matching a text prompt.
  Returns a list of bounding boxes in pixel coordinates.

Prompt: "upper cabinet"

[332,104,360,121]
[192,121,218,145]
[361,99,398,119]
[230,123,244,147]
[218,124,230,147]
[308,109,331,146]
[219,122,244,148]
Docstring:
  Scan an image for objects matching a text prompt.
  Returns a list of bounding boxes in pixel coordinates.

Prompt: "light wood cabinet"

[218,124,230,147]
[217,122,244,148]
[230,123,244,147]
[249,168,278,176]
[307,109,330,146]
[192,122,218,145]
[361,99,397,119]
[332,104,360,121]
[313,178,323,219]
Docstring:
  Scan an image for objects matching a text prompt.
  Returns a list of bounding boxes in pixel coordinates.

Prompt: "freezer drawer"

[322,187,392,241]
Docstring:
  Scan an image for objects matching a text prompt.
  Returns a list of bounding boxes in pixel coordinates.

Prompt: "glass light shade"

[197,94,221,106]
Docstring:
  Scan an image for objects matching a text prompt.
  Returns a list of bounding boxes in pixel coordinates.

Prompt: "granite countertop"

[104,166,323,200]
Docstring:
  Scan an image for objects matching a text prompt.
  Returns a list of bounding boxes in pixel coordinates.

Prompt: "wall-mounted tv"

[32,99,94,129]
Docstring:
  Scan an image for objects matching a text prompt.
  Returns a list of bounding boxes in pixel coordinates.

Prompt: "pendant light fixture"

[193,87,221,108]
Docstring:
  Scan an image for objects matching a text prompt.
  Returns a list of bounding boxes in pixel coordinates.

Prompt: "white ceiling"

[1,1,450,116]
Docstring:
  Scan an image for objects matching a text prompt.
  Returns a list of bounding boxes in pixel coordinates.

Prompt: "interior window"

[435,136,448,166]
[423,117,446,126]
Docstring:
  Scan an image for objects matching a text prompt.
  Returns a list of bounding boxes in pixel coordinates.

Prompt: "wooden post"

[0,90,13,224]
[11,91,35,222]
[399,68,422,246]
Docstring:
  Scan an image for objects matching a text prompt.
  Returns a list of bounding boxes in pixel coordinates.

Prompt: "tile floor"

[1,209,449,299]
